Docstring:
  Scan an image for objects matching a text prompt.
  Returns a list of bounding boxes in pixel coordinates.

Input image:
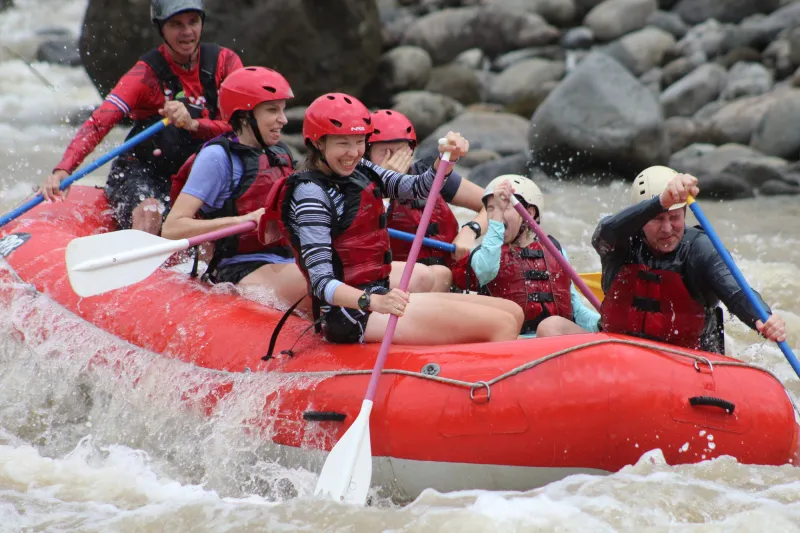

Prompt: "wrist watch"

[357,291,371,311]
[462,221,482,238]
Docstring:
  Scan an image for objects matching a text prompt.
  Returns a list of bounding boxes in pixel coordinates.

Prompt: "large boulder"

[705,88,790,145]
[603,26,676,76]
[79,0,382,104]
[673,0,782,25]
[528,51,669,177]
[361,46,433,107]
[719,61,773,101]
[466,152,532,188]
[478,0,577,27]
[401,5,560,64]
[425,64,483,105]
[488,58,565,116]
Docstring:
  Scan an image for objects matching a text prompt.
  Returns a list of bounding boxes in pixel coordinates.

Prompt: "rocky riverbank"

[48,0,800,196]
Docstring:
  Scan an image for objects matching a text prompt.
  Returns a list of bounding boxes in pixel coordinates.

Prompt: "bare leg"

[390,261,434,293]
[239,262,311,313]
[536,316,587,338]
[364,292,520,345]
[131,198,164,235]
[423,291,525,332]
[428,264,453,292]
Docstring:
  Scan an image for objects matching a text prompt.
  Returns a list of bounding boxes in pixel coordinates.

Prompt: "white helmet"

[631,166,683,210]
[483,174,544,215]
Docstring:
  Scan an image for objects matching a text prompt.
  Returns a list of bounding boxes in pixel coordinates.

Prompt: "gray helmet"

[151,0,205,25]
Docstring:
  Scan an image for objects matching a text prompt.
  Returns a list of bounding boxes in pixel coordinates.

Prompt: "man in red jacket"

[39,0,242,234]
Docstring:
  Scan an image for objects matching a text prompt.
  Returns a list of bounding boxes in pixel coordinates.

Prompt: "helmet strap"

[246,113,269,151]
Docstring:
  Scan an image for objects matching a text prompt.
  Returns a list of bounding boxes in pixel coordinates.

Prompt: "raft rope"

[288,338,800,416]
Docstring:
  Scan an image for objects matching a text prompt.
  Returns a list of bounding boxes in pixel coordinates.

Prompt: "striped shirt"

[287,158,442,303]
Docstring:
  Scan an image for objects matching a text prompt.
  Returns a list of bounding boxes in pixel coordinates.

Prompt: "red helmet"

[369,109,417,148]
[303,93,373,146]
[219,66,293,122]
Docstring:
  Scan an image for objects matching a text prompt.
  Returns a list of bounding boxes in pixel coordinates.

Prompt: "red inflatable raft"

[1,186,798,500]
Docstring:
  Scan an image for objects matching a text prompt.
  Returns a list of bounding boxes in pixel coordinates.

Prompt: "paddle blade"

[66,230,183,297]
[315,399,373,505]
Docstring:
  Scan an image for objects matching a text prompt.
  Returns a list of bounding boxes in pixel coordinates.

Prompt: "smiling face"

[317,134,366,175]
[252,100,288,146]
[161,11,203,59]
[642,207,686,254]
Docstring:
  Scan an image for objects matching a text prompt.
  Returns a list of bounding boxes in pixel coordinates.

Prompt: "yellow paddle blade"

[578,272,603,303]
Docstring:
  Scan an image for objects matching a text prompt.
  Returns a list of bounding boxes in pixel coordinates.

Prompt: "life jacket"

[263,165,393,306]
[387,195,460,266]
[600,263,708,350]
[452,237,573,334]
[125,43,221,176]
[170,135,295,266]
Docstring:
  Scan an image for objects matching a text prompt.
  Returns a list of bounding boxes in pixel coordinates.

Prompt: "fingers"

[757,316,787,343]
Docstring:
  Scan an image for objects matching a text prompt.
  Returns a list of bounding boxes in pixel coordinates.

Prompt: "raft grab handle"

[689,396,735,414]
[303,411,347,422]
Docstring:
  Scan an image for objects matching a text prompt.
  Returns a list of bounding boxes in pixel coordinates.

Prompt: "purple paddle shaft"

[364,157,453,402]
[186,221,256,248]
[512,201,602,312]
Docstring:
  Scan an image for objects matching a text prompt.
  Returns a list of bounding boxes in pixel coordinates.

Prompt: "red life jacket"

[600,264,707,350]
[387,195,460,266]
[170,135,295,262]
[263,165,393,292]
[452,237,573,334]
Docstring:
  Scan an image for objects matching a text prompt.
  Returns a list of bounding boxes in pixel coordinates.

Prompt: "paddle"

[0,118,169,229]
[687,196,800,378]
[314,141,453,505]
[66,220,256,297]
[511,196,603,312]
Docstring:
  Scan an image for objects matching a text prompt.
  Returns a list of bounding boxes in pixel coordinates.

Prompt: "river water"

[1,1,799,531]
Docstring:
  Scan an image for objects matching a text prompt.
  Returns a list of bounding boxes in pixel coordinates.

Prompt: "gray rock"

[453,48,489,70]
[528,51,668,177]
[425,63,483,105]
[762,39,794,79]
[664,116,723,153]
[362,46,433,107]
[693,99,727,120]
[479,0,577,27]
[80,0,382,104]
[402,5,560,65]
[466,152,532,188]
[669,142,776,177]
[661,57,695,87]
[488,58,565,116]
[706,88,790,144]
[720,61,773,100]
[673,0,781,25]
[675,19,728,60]
[458,148,502,168]
[583,0,657,42]
[640,67,663,94]
[492,46,566,71]
[700,171,755,199]
[391,91,465,140]
[750,89,800,158]
[720,158,789,188]
[382,8,418,49]
[420,111,532,158]
[788,25,800,67]
[715,47,762,69]
[561,26,595,49]
[603,26,676,76]
[760,179,800,195]
[660,63,728,118]
[646,10,688,39]
[35,38,81,66]
[283,106,307,135]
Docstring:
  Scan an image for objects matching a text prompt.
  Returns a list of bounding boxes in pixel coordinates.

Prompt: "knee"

[408,265,434,293]
[491,312,523,341]
[536,316,575,338]
[509,302,525,329]
[431,265,452,292]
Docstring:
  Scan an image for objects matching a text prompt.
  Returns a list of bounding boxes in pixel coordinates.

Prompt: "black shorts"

[211,260,268,284]
[105,157,171,230]
[320,282,390,344]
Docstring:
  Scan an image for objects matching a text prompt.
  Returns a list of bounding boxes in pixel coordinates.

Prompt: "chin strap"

[246,113,269,151]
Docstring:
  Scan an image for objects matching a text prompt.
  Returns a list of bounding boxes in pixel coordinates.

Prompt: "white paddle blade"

[315,399,373,505]
[66,230,186,297]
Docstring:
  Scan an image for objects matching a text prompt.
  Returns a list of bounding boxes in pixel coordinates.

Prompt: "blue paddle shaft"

[0,119,168,228]
[388,228,456,253]
[688,199,800,378]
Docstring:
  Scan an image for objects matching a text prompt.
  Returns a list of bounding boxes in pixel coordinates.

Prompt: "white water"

[1,1,800,531]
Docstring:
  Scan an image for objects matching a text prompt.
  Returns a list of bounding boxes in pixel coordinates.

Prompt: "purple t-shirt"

[181,144,295,267]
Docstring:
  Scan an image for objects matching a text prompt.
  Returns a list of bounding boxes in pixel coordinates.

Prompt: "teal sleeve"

[562,248,601,332]
[469,219,505,286]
